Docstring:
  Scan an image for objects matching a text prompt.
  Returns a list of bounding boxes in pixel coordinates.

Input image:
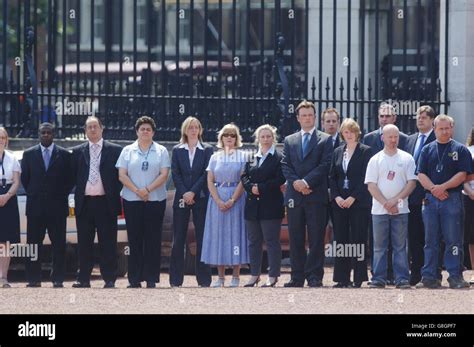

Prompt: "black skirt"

[0,184,20,243]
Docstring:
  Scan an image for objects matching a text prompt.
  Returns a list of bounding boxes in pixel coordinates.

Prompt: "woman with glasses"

[116,116,170,288]
[0,127,21,288]
[201,123,249,287]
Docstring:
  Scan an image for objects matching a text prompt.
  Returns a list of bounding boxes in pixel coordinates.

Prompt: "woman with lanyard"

[0,127,21,288]
[116,116,170,288]
[329,118,372,288]
[201,123,249,287]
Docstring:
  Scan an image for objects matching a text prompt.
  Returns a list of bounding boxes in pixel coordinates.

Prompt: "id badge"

[343,178,349,190]
[387,171,396,181]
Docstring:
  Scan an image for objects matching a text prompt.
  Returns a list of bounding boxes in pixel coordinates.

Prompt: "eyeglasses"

[222,133,236,138]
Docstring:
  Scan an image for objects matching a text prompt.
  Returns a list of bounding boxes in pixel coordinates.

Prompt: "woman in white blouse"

[0,127,21,288]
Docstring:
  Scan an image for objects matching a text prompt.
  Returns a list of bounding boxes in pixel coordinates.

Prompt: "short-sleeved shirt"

[116,141,170,201]
[365,149,417,215]
[0,150,21,184]
[417,140,473,192]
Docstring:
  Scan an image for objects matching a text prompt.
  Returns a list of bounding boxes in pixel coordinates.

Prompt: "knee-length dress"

[201,150,249,266]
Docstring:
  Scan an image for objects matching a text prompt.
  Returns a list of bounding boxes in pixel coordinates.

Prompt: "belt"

[85,195,106,199]
[215,182,239,187]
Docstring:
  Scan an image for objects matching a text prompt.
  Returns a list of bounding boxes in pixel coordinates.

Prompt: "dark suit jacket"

[171,143,214,208]
[329,143,373,208]
[362,128,408,155]
[71,140,123,217]
[405,130,436,205]
[241,149,285,220]
[281,130,333,206]
[21,144,73,217]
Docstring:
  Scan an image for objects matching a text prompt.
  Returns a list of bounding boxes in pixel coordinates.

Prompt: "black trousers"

[287,202,327,282]
[408,204,425,283]
[76,196,118,283]
[332,204,369,283]
[26,214,67,283]
[169,198,211,287]
[123,199,166,284]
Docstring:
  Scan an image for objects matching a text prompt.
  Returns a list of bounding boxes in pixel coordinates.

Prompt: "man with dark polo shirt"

[417,115,472,289]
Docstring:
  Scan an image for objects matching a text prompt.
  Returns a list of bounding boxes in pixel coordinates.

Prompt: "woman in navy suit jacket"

[241,125,285,287]
[329,118,372,288]
[169,117,214,287]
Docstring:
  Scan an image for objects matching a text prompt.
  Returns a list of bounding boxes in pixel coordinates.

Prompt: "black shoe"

[447,277,470,289]
[416,278,441,289]
[352,282,362,288]
[307,279,323,288]
[103,281,115,289]
[26,282,41,288]
[333,282,350,288]
[198,283,210,288]
[146,281,156,288]
[396,281,411,289]
[409,276,422,286]
[368,281,385,288]
[244,277,260,287]
[52,282,63,288]
[127,283,142,288]
[283,280,304,288]
[72,281,91,288]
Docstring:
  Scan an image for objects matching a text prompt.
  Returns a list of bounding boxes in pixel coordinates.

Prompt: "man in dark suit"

[405,105,436,285]
[362,102,408,284]
[21,123,73,288]
[322,108,342,249]
[362,103,408,155]
[281,100,334,287]
[71,116,122,288]
[169,117,213,287]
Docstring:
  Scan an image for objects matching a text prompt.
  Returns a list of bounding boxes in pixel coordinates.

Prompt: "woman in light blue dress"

[201,123,249,287]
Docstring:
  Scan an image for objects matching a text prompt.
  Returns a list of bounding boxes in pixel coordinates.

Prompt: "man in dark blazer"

[71,116,122,288]
[362,103,408,155]
[281,100,334,287]
[405,105,436,285]
[362,102,408,284]
[21,123,73,288]
[169,117,213,287]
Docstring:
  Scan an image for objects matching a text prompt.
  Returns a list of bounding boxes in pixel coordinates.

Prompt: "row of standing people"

[0,100,472,289]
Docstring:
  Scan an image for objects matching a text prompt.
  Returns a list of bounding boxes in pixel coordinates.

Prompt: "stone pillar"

[439,0,474,142]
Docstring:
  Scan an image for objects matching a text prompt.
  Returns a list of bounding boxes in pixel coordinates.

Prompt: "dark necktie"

[302,133,310,158]
[414,134,426,164]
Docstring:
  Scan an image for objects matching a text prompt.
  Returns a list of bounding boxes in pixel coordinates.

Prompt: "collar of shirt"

[178,142,204,151]
[255,145,275,159]
[130,140,157,154]
[300,127,316,137]
[40,143,55,153]
[419,129,433,139]
[88,138,104,150]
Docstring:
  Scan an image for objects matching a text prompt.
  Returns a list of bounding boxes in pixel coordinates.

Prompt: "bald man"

[364,125,417,288]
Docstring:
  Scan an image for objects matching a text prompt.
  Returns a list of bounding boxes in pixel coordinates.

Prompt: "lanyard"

[0,151,5,187]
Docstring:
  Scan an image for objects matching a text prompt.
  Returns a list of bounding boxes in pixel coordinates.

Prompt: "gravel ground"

[1,268,473,314]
